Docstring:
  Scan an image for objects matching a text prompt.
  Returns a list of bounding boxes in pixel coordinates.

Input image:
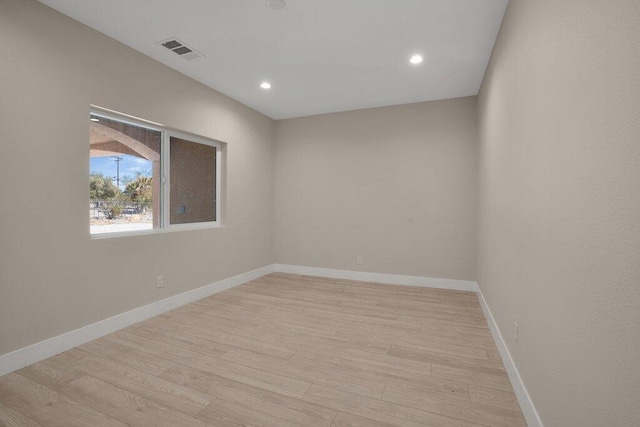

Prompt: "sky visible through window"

[90,154,151,190]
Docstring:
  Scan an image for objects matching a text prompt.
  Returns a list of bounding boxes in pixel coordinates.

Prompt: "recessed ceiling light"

[90,118,99,122]
[409,54,424,65]
[260,82,272,89]
[266,0,286,10]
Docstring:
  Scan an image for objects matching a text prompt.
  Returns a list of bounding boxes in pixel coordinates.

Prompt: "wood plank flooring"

[0,273,526,426]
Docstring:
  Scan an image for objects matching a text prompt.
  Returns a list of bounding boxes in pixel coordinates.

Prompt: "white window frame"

[90,107,222,239]
[163,130,222,231]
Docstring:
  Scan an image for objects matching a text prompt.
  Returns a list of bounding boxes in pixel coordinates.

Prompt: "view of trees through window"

[90,110,220,235]
[89,114,160,234]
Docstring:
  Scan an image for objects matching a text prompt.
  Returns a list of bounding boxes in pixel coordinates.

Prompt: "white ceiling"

[39,0,508,120]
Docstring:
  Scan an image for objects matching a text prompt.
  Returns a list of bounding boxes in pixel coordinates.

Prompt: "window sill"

[90,222,224,240]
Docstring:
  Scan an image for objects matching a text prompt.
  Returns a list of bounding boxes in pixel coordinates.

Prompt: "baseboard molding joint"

[476,285,544,427]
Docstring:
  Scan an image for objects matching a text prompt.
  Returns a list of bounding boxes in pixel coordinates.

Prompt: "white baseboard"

[0,264,275,377]
[276,264,542,425]
[1,262,541,427]
[477,286,544,427]
[274,264,477,291]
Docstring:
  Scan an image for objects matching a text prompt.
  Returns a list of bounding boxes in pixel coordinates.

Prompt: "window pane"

[170,136,217,224]
[89,114,161,234]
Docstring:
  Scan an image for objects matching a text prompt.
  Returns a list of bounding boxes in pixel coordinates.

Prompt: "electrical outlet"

[356,256,363,265]
[157,276,164,289]
[513,322,519,344]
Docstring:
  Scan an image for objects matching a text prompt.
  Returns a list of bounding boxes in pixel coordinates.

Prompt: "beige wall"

[4,3,639,425]
[275,98,478,280]
[477,0,640,425]
[0,0,275,355]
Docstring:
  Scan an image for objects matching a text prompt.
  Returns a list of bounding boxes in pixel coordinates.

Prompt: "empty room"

[0,0,638,426]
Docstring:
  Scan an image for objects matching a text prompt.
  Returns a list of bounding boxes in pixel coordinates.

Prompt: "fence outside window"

[90,200,152,220]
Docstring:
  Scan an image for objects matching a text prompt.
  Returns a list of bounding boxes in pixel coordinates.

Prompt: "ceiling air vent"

[159,38,203,60]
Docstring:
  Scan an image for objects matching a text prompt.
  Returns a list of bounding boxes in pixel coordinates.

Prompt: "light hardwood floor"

[0,273,526,426]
